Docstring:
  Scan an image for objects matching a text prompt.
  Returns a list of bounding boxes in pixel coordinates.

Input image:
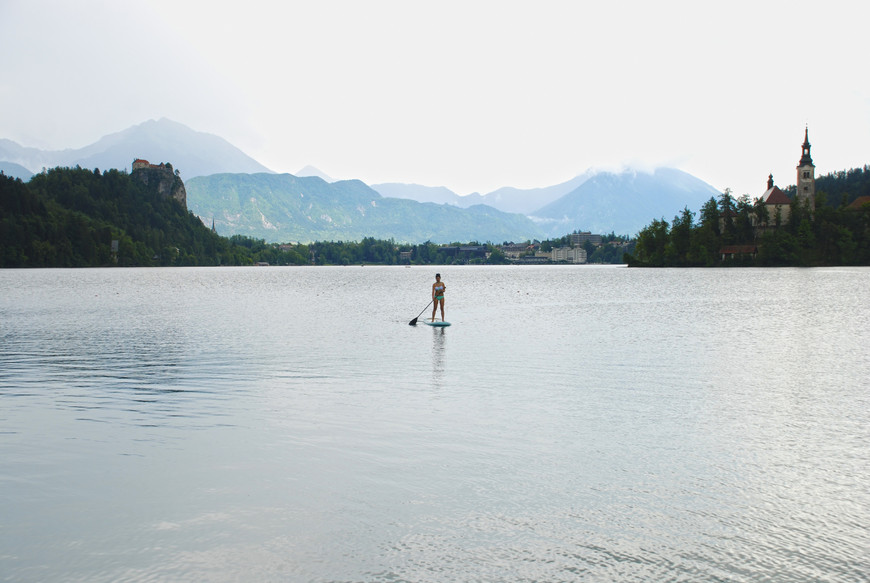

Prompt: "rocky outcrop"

[131,161,187,209]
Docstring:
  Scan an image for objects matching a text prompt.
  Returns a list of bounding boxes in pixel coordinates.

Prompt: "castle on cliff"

[131,158,187,209]
[132,158,169,171]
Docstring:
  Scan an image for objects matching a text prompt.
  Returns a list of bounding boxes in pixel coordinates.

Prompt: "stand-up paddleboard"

[424,320,451,327]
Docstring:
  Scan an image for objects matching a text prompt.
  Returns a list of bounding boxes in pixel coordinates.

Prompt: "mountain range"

[372,169,720,237]
[1,118,724,242]
[186,173,540,244]
[0,118,270,179]
[372,172,593,214]
[529,168,721,236]
[0,161,34,181]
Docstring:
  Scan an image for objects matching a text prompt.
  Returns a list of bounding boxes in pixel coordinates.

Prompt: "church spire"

[799,126,813,166]
[796,126,816,215]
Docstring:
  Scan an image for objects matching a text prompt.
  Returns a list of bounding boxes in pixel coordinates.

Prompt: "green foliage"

[485,247,510,264]
[815,165,870,207]
[588,242,629,264]
[1,167,251,267]
[2,167,631,268]
[633,218,670,267]
[186,173,541,244]
[626,170,870,267]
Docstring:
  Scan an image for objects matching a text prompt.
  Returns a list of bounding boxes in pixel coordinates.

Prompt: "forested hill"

[1,167,519,268]
[0,167,251,267]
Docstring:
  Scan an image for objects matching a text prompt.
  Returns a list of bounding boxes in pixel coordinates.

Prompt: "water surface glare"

[1,266,868,582]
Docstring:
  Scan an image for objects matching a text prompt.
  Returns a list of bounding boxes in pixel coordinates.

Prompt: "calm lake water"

[1,265,868,582]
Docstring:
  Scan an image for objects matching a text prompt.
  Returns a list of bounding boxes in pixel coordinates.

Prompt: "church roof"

[847,196,870,210]
[799,127,814,166]
[720,245,758,255]
[761,186,791,205]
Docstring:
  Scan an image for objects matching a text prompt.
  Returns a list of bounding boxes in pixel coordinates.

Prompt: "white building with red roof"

[758,173,793,227]
[753,128,817,231]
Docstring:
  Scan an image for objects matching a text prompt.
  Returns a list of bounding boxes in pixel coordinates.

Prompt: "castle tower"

[796,127,815,214]
[132,158,150,171]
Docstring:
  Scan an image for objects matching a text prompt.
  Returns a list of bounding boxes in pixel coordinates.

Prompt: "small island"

[626,129,870,267]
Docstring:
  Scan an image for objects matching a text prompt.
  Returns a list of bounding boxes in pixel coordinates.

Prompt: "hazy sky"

[2,0,868,197]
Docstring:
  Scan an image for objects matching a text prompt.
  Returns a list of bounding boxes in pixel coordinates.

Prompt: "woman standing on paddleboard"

[431,273,446,322]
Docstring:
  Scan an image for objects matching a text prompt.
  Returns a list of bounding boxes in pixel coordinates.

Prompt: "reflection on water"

[1,266,868,582]
[431,326,446,387]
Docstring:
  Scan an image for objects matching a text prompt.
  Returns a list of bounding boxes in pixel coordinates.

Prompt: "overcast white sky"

[2,0,868,197]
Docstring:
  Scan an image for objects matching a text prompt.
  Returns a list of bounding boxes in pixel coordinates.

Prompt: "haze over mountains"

[186,173,541,244]
[1,118,723,242]
[0,118,270,178]
[372,172,594,214]
[371,168,720,236]
[0,161,34,181]
[530,168,721,236]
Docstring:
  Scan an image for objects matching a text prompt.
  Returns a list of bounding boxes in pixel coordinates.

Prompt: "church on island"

[756,127,816,229]
[720,128,816,261]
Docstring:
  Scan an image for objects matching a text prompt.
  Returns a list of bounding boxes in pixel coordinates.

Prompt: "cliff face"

[132,166,187,209]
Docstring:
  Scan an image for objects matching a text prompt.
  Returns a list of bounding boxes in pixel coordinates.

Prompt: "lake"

[1,265,868,582]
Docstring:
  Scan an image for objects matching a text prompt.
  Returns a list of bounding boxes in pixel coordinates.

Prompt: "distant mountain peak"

[296,165,333,182]
[0,119,273,178]
[532,166,720,237]
[0,160,34,180]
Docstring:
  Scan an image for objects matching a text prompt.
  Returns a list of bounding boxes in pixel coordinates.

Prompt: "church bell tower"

[796,127,815,215]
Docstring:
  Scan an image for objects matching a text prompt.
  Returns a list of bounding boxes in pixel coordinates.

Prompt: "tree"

[632,218,669,266]
[699,197,720,237]
[756,229,797,266]
[753,196,769,231]
[486,247,509,264]
[583,239,595,258]
[667,206,694,264]
[718,189,736,243]
[734,195,754,243]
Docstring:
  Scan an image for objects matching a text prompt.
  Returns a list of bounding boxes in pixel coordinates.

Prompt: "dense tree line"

[809,165,870,207]
[1,167,250,267]
[626,167,870,267]
[229,237,513,266]
[0,169,523,267]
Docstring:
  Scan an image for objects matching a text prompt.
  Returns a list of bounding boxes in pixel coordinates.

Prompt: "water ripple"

[1,266,868,582]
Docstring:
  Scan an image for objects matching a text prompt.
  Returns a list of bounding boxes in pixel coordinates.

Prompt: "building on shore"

[500,243,538,260]
[570,232,602,247]
[551,247,587,263]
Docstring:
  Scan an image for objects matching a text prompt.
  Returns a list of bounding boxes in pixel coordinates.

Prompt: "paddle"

[409,300,433,326]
